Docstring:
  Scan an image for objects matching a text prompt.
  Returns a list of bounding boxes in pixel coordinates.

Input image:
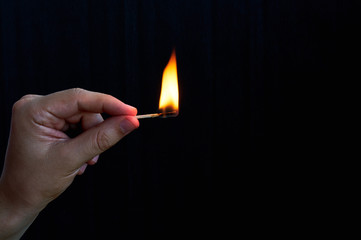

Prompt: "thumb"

[64,116,139,167]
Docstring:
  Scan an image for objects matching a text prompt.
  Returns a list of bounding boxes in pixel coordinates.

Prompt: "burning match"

[136,111,178,119]
[136,49,179,120]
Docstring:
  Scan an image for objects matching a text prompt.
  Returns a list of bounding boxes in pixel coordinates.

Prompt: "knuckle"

[12,94,36,114]
[94,130,114,153]
[12,100,24,114]
[20,94,39,101]
[70,88,86,96]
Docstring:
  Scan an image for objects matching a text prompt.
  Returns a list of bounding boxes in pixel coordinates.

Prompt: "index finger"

[41,88,137,119]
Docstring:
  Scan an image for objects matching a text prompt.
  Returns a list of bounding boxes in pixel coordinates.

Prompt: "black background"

[0,0,359,239]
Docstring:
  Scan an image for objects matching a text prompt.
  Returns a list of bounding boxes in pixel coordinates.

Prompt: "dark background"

[0,0,359,239]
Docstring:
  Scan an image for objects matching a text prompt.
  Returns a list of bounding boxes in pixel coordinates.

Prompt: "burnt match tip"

[160,110,178,118]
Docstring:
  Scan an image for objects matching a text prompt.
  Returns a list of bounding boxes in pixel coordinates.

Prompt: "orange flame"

[159,49,179,114]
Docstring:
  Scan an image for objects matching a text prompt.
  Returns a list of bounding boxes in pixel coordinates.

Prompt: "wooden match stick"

[136,113,162,119]
[136,111,178,119]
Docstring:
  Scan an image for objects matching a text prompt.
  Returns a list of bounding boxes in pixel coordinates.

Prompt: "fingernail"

[90,155,99,165]
[119,118,136,135]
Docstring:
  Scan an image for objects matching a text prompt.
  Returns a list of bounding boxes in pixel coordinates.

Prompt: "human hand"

[0,88,139,239]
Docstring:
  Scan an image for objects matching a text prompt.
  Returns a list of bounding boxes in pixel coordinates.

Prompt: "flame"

[159,49,179,114]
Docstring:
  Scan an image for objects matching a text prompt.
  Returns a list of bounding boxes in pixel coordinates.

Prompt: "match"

[136,111,178,119]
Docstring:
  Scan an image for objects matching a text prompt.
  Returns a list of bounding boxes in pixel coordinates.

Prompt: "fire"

[159,49,179,115]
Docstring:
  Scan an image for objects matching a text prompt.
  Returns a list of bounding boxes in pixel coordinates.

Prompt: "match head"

[160,110,178,118]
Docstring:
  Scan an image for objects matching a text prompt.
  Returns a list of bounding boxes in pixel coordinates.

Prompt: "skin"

[0,88,139,240]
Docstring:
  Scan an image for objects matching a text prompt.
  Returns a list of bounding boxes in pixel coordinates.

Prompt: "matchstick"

[136,113,162,119]
[136,111,178,119]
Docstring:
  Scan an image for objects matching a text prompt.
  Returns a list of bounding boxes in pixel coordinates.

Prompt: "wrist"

[0,180,41,240]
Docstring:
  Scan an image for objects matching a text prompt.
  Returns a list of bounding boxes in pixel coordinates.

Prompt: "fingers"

[62,115,139,167]
[77,164,88,175]
[81,113,104,130]
[60,113,105,137]
[88,155,99,165]
[21,88,140,173]
[41,88,137,121]
[77,155,99,175]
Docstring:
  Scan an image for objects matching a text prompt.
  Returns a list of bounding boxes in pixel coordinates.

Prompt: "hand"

[0,88,139,240]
